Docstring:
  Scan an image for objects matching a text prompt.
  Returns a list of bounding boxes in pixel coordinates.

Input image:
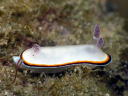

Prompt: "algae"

[0,0,127,96]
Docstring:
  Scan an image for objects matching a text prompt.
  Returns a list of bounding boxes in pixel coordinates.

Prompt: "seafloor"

[0,0,128,96]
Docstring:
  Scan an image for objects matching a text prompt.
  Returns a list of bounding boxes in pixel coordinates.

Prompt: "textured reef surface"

[0,0,127,96]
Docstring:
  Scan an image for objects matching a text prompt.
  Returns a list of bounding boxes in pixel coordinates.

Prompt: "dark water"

[107,0,128,31]
[108,0,128,18]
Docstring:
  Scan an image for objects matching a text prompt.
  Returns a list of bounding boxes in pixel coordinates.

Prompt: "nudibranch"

[12,25,111,73]
[13,44,111,72]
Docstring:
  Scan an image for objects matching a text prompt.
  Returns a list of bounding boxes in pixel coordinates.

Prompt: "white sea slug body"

[13,44,111,73]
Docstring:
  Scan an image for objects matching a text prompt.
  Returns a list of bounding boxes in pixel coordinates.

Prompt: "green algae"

[0,0,127,96]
